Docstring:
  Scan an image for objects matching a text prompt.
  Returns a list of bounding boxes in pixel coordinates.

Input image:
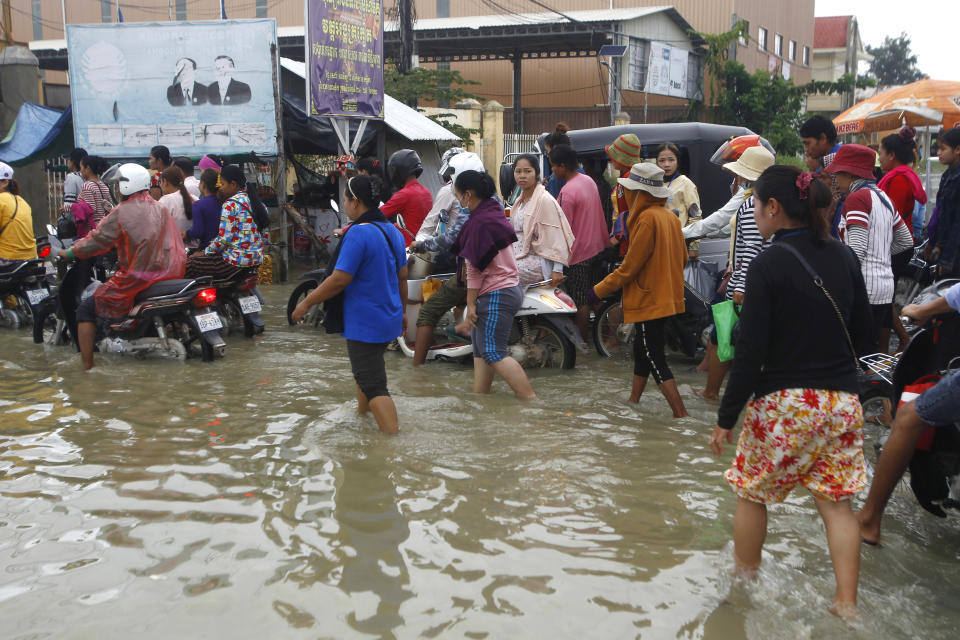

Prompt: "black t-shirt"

[717,229,874,429]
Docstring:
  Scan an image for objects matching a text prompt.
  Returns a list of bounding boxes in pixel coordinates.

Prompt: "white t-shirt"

[159,191,197,233]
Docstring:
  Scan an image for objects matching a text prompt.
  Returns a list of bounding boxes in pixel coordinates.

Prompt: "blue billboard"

[66,20,278,157]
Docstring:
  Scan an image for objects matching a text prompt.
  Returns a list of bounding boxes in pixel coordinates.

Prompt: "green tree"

[866,33,927,86]
[383,62,482,107]
[718,60,805,156]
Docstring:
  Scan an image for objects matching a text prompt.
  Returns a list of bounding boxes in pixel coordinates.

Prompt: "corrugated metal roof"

[280,58,460,142]
[384,6,672,31]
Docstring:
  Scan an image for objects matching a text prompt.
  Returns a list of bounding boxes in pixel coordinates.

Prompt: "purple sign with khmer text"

[306,0,384,119]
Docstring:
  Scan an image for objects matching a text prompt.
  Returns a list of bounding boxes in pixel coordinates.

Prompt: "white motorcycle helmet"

[115,163,151,196]
[447,152,485,185]
[438,147,465,181]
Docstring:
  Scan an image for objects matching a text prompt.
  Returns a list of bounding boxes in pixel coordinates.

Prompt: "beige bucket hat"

[723,146,775,182]
[616,162,673,199]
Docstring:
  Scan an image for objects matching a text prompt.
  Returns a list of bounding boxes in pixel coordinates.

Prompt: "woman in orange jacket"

[589,162,688,417]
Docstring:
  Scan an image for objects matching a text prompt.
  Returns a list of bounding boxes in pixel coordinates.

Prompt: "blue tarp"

[0,102,73,166]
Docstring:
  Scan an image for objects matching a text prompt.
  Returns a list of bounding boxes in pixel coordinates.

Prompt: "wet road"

[1,283,958,639]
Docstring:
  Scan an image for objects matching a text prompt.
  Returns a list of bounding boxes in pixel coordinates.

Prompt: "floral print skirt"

[725,389,867,504]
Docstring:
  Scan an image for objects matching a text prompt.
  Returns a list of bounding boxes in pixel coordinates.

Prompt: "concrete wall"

[0,47,48,236]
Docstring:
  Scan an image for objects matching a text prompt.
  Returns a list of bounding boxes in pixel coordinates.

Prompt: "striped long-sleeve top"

[729,195,767,298]
[840,182,914,305]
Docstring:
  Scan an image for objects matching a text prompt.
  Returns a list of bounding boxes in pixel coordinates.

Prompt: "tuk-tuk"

[499,122,764,218]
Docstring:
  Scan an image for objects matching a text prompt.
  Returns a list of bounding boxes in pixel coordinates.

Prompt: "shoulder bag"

[776,242,859,369]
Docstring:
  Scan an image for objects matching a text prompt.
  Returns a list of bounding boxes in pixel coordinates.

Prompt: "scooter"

[396,274,585,369]
[49,229,227,362]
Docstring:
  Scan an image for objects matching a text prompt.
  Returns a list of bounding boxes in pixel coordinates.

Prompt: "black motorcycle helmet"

[387,149,423,188]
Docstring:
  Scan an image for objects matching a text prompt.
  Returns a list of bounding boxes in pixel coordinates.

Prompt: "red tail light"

[193,288,217,307]
[38,246,51,258]
[555,289,576,308]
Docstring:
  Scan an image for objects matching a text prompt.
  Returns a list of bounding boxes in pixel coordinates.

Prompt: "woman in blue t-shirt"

[291,175,408,434]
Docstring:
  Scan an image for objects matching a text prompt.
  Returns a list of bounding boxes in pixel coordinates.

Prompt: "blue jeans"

[915,369,960,425]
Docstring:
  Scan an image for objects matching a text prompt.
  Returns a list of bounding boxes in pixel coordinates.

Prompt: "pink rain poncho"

[71,191,187,318]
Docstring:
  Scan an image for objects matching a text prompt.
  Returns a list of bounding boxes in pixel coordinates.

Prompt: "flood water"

[1,282,958,639]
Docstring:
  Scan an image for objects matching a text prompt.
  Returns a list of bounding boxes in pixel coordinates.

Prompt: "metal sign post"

[270,42,289,282]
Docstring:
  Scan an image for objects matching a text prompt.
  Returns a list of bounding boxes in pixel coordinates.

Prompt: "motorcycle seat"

[135,279,198,301]
[212,267,259,287]
[0,259,45,279]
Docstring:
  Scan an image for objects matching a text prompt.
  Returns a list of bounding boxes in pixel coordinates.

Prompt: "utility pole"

[398,0,414,74]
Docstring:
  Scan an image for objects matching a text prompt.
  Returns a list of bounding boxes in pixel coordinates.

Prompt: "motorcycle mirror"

[102,163,122,184]
[330,200,339,213]
[46,224,58,237]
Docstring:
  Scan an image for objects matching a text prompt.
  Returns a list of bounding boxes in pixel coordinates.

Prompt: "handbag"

[776,242,859,369]
[322,222,401,334]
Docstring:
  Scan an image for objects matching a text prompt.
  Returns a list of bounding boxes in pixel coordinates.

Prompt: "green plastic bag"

[712,300,740,363]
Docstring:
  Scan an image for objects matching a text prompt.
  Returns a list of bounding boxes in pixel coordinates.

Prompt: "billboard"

[645,42,689,99]
[66,20,278,157]
[306,0,384,119]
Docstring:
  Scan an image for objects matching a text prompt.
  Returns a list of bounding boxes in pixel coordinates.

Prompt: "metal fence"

[503,133,538,158]
[45,157,68,226]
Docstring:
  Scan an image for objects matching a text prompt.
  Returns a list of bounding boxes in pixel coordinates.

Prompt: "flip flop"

[861,537,881,547]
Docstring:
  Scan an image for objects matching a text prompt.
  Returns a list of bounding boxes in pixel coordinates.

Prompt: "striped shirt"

[841,183,914,304]
[78,180,114,227]
[729,195,768,298]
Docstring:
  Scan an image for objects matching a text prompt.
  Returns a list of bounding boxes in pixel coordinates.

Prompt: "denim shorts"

[914,369,960,426]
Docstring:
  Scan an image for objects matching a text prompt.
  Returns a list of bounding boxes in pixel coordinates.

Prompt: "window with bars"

[436,0,449,18]
[626,38,649,92]
[256,0,268,17]
[176,0,187,20]
[802,46,810,66]
[774,33,783,57]
[789,40,797,61]
[100,0,112,23]
[758,27,767,52]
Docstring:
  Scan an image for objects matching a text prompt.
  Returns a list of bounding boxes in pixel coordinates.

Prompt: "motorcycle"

[863,278,960,517]
[211,267,262,337]
[592,281,714,360]
[0,240,54,330]
[396,273,585,369]
[47,229,227,362]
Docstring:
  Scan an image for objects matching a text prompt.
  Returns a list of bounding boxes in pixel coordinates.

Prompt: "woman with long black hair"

[708,165,874,619]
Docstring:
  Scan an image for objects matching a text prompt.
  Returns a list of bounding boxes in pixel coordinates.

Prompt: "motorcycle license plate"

[238,295,262,314]
[25,288,49,305]
[195,311,223,332]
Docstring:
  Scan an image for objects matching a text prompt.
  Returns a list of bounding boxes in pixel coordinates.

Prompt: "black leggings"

[346,339,391,400]
[632,317,673,384]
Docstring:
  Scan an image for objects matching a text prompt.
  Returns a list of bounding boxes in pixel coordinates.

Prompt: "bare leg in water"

[629,375,689,418]
[356,386,399,434]
[78,321,96,370]
[473,357,537,399]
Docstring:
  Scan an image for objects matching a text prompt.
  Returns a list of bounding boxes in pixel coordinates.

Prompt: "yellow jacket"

[0,193,37,261]
[594,192,686,323]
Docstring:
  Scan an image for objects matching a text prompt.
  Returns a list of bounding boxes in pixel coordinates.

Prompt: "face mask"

[460,205,470,216]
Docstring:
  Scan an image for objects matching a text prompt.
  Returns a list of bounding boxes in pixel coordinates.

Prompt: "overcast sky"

[815,0,958,81]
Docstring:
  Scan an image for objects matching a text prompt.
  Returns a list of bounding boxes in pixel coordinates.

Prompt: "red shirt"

[381,178,433,246]
[879,172,916,230]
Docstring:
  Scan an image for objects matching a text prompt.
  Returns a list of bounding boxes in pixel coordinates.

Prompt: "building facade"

[807,15,871,116]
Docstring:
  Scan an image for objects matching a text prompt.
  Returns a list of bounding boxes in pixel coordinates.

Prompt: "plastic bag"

[712,300,739,362]
[684,259,719,301]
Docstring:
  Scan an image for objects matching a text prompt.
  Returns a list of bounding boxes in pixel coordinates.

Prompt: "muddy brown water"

[1,283,958,639]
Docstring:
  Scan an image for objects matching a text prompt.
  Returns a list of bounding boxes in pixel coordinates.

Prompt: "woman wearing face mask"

[510,154,575,287]
[452,170,536,399]
[656,143,701,259]
[291,175,408,434]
